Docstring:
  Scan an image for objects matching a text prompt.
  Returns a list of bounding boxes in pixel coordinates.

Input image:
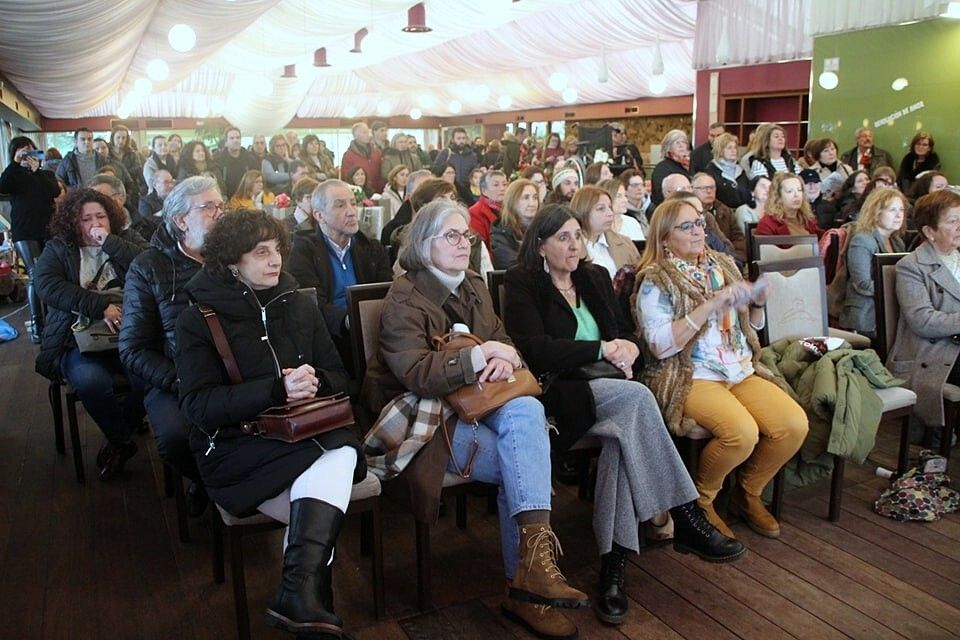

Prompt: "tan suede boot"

[502,598,578,640]
[731,486,781,538]
[700,502,736,540]
[508,524,590,608]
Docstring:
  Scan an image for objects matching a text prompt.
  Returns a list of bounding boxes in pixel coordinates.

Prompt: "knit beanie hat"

[552,166,578,189]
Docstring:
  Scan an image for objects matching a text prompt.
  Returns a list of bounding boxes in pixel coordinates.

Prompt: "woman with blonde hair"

[705,132,750,209]
[490,178,539,269]
[569,185,640,279]
[228,170,275,211]
[636,198,808,539]
[756,173,822,238]
[381,164,409,215]
[749,124,798,180]
[839,188,907,337]
[598,178,644,241]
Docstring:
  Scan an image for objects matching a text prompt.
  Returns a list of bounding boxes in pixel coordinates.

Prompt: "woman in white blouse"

[569,185,640,279]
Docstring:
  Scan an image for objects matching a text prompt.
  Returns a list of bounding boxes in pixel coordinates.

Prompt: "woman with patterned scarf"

[634,198,808,540]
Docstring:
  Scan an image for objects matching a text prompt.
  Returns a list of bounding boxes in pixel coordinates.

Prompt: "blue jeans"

[446,395,552,579]
[61,348,143,445]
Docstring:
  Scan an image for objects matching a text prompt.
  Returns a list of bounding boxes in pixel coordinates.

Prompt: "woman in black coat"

[898,131,941,195]
[34,189,146,480]
[502,204,744,625]
[175,209,364,639]
[0,136,60,341]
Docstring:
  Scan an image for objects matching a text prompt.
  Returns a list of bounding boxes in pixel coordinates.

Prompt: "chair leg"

[212,510,225,584]
[171,471,190,543]
[229,529,251,640]
[415,520,432,611]
[940,401,958,465]
[370,502,385,620]
[897,415,911,477]
[829,455,844,522]
[455,494,468,530]
[163,464,175,497]
[49,382,65,454]
[360,511,372,557]
[770,468,785,520]
[66,393,85,485]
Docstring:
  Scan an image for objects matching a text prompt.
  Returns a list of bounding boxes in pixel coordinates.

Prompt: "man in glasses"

[288,179,392,372]
[692,172,745,263]
[606,122,643,175]
[120,176,225,517]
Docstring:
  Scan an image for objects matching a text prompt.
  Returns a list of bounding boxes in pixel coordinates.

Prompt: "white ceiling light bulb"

[472,84,490,103]
[448,100,462,114]
[146,59,169,82]
[818,71,839,90]
[561,87,578,103]
[343,105,357,119]
[132,78,153,96]
[649,75,667,95]
[548,72,568,92]
[497,94,512,109]
[410,107,423,120]
[168,24,197,53]
[891,77,909,91]
[376,100,391,116]
[418,93,435,108]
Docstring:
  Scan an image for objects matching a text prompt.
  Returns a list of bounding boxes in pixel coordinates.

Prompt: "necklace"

[554,281,575,294]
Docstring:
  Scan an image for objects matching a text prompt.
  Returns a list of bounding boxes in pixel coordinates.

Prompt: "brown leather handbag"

[431,331,542,424]
[198,304,355,443]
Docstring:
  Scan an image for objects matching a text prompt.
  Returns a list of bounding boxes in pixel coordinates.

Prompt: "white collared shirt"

[585,233,617,278]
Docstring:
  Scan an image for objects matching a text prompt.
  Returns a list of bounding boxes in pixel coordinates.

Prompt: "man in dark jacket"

[288,179,392,373]
[215,127,259,199]
[690,122,725,174]
[841,127,895,174]
[56,128,105,190]
[432,127,478,187]
[137,169,174,238]
[800,168,839,229]
[120,176,224,512]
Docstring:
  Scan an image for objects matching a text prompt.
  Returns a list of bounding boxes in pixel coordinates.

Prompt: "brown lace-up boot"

[502,597,578,640]
[508,523,590,608]
[731,486,781,538]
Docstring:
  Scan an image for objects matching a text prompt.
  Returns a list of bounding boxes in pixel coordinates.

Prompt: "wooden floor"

[0,301,958,640]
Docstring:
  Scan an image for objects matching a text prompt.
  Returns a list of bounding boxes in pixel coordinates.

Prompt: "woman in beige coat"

[886,189,960,447]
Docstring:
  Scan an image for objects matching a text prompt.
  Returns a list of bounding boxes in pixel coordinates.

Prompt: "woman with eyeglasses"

[503,204,745,625]
[34,189,147,480]
[636,199,807,541]
[364,199,589,640]
[262,134,293,196]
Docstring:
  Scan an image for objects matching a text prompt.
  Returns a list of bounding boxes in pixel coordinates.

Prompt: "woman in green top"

[502,204,744,625]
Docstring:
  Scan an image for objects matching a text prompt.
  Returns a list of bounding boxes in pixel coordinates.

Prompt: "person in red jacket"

[468,170,508,247]
[340,122,384,192]
[756,173,824,239]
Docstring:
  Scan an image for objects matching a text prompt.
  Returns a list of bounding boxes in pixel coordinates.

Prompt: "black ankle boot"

[265,498,345,637]
[670,501,746,563]
[595,543,628,624]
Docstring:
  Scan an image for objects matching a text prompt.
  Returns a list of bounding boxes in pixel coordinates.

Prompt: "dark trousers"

[15,240,44,332]
[61,348,143,444]
[144,387,201,482]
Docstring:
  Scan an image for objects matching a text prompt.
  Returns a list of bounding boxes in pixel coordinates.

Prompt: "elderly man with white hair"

[341,122,384,193]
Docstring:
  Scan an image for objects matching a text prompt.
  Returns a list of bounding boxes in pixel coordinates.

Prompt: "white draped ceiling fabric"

[694,0,949,69]
[0,0,698,132]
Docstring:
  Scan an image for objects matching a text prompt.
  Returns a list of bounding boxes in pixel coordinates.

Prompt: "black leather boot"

[670,500,746,563]
[595,544,628,624]
[265,498,345,638]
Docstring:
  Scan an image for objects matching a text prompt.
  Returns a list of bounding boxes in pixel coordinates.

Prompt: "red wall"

[693,60,811,143]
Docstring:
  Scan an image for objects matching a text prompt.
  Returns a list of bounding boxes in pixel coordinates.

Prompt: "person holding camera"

[0,136,61,343]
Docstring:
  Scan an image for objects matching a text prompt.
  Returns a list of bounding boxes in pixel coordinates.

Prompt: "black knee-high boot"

[265,498,345,637]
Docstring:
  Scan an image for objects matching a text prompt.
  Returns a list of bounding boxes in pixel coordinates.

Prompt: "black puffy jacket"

[119,224,202,393]
[34,233,144,380]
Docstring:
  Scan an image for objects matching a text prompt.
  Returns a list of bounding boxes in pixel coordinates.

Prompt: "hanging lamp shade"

[402,3,432,33]
[282,64,297,78]
[313,48,331,67]
[350,28,368,53]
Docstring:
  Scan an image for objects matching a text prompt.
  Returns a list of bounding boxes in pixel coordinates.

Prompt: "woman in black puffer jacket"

[34,189,146,480]
[175,209,364,639]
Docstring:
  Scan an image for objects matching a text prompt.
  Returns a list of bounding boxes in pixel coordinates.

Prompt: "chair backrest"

[486,269,507,318]
[744,221,759,263]
[753,234,819,264]
[873,252,908,362]
[346,282,392,380]
[754,256,829,344]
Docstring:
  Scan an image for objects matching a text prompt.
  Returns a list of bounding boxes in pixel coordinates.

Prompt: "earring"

[229,267,240,278]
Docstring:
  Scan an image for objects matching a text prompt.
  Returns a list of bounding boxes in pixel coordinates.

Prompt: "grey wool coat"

[886,242,960,427]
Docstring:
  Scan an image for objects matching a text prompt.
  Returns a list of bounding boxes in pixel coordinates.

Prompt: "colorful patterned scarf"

[667,249,744,351]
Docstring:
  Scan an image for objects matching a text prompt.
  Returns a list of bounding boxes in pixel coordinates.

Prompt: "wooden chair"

[744,221,759,263]
[873,252,959,467]
[754,256,917,521]
[486,269,507,318]
[752,233,819,264]
[211,471,385,640]
[346,281,492,611]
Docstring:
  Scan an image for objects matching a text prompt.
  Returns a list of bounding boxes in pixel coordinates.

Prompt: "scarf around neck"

[667,249,743,351]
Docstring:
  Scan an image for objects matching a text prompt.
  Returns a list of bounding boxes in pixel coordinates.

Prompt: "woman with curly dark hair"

[177,140,219,184]
[34,189,146,480]
[175,209,364,638]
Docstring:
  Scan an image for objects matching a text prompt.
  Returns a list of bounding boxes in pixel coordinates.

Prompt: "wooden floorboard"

[1,300,959,639]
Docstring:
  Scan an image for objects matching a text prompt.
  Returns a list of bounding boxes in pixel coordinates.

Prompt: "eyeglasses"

[191,202,225,214]
[673,217,707,234]
[432,229,479,246]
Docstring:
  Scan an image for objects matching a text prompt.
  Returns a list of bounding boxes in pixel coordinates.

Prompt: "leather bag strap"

[196,303,243,385]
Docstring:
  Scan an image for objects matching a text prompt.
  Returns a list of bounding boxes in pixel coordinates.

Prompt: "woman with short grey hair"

[650,129,690,207]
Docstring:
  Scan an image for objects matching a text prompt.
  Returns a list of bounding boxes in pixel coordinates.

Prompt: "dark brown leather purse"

[431,331,542,424]
[198,304,354,443]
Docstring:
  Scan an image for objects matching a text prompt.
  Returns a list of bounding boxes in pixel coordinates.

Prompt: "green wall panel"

[810,19,960,180]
